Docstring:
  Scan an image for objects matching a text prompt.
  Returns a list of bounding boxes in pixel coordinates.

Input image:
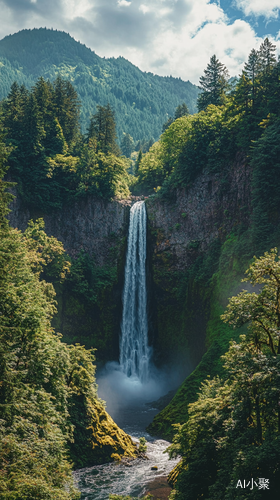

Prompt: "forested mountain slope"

[0,28,199,142]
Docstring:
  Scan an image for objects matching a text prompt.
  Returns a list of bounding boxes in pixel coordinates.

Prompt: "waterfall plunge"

[119,201,150,383]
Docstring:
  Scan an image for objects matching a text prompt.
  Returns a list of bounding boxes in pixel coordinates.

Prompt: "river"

[73,369,179,500]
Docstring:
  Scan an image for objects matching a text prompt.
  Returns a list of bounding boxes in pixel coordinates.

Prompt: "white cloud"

[235,0,280,19]
[139,4,150,14]
[62,0,92,19]
[117,0,131,7]
[0,0,280,85]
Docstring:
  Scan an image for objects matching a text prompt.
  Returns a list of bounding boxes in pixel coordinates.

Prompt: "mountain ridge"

[0,28,199,142]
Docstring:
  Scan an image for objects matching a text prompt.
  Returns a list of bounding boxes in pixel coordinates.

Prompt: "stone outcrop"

[146,153,251,271]
[8,192,132,267]
[145,154,251,375]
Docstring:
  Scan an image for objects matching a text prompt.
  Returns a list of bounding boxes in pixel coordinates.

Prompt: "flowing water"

[74,201,179,498]
[119,201,150,382]
[73,400,179,500]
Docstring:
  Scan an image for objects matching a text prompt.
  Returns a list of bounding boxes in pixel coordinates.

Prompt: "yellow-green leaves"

[222,248,280,354]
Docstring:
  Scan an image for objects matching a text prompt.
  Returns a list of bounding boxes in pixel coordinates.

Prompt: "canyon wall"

[8,155,251,368]
[8,192,131,266]
[146,153,250,270]
[8,193,132,362]
[145,154,251,376]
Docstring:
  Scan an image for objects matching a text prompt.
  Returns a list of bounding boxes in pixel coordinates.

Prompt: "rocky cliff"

[146,153,250,270]
[8,192,131,266]
[145,154,253,438]
[145,153,251,376]
[8,192,132,362]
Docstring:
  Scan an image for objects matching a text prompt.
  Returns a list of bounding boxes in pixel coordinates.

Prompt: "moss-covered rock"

[69,396,137,467]
[67,347,137,468]
[88,399,137,463]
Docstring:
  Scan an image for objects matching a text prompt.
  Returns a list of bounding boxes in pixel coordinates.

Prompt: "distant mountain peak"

[0,28,199,142]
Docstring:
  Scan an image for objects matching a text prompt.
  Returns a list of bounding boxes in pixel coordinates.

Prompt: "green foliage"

[136,104,239,194]
[0,113,14,230]
[136,141,166,193]
[76,145,130,200]
[2,77,130,210]
[251,119,280,250]
[2,78,81,211]
[162,102,189,132]
[0,28,199,142]
[174,102,190,120]
[0,212,79,498]
[138,437,147,453]
[0,163,135,496]
[222,248,280,354]
[67,250,117,305]
[87,104,120,156]
[197,54,229,111]
[23,218,71,281]
[121,133,134,158]
[168,250,280,499]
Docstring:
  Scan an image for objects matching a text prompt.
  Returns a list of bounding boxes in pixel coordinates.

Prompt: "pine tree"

[135,149,142,175]
[121,133,134,157]
[162,116,173,133]
[257,39,277,116]
[174,102,189,120]
[88,104,119,155]
[197,55,229,111]
[53,76,80,147]
[3,82,27,143]
[244,48,260,109]
[0,114,14,230]
[259,37,277,74]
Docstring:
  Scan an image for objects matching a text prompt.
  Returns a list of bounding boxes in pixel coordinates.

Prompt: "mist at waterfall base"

[97,360,181,427]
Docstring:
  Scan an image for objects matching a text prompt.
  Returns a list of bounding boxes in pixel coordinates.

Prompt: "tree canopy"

[197,54,229,111]
[168,249,280,499]
[1,78,130,211]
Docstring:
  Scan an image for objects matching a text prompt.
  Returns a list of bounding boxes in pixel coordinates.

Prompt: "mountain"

[0,28,199,143]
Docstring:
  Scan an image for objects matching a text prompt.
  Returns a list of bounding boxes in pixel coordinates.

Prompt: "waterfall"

[119,201,150,382]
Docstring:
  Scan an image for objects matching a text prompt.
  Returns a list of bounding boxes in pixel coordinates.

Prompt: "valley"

[1,28,280,500]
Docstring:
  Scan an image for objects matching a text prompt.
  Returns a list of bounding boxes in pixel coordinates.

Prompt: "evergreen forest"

[0,28,199,143]
[1,29,280,500]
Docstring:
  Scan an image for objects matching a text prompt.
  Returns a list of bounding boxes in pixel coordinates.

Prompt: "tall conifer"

[197,55,229,111]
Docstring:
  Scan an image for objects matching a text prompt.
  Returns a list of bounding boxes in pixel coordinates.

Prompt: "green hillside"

[0,28,199,142]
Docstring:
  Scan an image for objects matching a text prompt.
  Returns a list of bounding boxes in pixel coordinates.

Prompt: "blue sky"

[0,0,279,84]
[215,0,280,37]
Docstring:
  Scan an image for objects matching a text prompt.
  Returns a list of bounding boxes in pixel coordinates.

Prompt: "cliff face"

[8,193,132,362]
[8,193,131,266]
[145,154,251,375]
[146,153,251,270]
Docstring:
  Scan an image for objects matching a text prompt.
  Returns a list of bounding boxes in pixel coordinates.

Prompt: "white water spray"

[119,201,150,382]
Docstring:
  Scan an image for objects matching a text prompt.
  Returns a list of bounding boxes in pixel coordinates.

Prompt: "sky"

[0,0,280,84]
